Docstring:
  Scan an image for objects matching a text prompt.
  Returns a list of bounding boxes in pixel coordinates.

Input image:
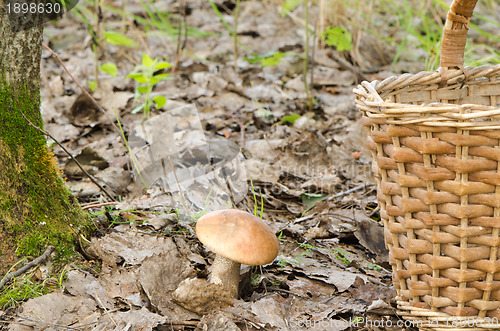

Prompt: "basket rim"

[355,64,500,97]
[353,64,500,128]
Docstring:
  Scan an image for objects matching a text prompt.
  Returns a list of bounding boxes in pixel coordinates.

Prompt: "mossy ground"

[0,79,92,276]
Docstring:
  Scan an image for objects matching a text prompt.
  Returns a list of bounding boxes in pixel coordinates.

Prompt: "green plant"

[365,264,382,271]
[280,113,301,125]
[321,26,352,51]
[250,179,264,218]
[279,0,302,16]
[104,0,209,39]
[127,54,171,119]
[299,241,314,252]
[0,267,68,309]
[276,256,292,268]
[334,248,351,265]
[301,192,326,214]
[250,273,261,286]
[277,231,286,242]
[245,51,296,67]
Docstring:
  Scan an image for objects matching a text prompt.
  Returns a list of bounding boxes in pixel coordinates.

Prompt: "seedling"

[277,231,286,242]
[127,54,171,119]
[250,179,264,218]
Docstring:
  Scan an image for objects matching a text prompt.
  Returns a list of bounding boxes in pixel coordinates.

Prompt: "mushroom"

[195,209,279,298]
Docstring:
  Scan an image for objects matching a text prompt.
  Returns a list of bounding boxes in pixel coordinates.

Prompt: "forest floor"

[1,0,499,330]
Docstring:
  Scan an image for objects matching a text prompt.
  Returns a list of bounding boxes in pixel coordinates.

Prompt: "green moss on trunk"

[0,79,90,265]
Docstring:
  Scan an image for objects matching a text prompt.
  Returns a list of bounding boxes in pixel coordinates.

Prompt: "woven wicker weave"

[354,0,500,330]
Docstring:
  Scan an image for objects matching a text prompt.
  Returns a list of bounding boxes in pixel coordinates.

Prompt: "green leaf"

[137,86,149,93]
[244,55,263,64]
[280,113,301,124]
[127,73,148,84]
[321,26,352,51]
[88,80,97,91]
[104,31,137,47]
[150,74,171,85]
[301,193,326,211]
[153,95,167,108]
[153,73,170,80]
[141,54,154,67]
[260,52,286,67]
[279,0,301,16]
[131,104,145,114]
[99,62,117,77]
[154,62,172,70]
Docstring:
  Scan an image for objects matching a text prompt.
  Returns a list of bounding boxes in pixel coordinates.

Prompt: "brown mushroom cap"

[196,209,279,266]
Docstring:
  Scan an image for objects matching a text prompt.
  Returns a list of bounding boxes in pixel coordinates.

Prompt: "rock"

[172,278,234,314]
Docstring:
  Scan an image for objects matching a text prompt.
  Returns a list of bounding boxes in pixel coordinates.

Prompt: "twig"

[166,155,192,218]
[0,246,55,291]
[94,295,117,327]
[16,312,82,331]
[81,201,119,210]
[327,50,370,83]
[13,94,115,202]
[41,44,127,148]
[327,182,375,201]
[276,214,316,233]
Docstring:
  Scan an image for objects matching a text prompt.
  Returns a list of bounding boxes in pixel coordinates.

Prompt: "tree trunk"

[0,1,89,275]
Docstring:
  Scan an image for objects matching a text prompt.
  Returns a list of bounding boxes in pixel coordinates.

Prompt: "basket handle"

[439,0,478,70]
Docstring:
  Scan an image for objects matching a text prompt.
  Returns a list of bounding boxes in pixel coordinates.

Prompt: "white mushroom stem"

[209,254,241,298]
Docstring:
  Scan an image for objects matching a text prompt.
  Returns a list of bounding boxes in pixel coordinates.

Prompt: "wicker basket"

[354,0,500,329]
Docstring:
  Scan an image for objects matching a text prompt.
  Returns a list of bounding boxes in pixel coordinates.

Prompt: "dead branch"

[81,202,119,210]
[327,182,375,201]
[0,246,55,291]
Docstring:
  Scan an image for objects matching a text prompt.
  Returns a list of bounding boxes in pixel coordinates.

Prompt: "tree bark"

[0,0,89,275]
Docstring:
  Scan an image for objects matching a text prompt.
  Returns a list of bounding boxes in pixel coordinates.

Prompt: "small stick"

[94,294,117,327]
[81,201,119,210]
[327,182,375,201]
[0,246,55,291]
